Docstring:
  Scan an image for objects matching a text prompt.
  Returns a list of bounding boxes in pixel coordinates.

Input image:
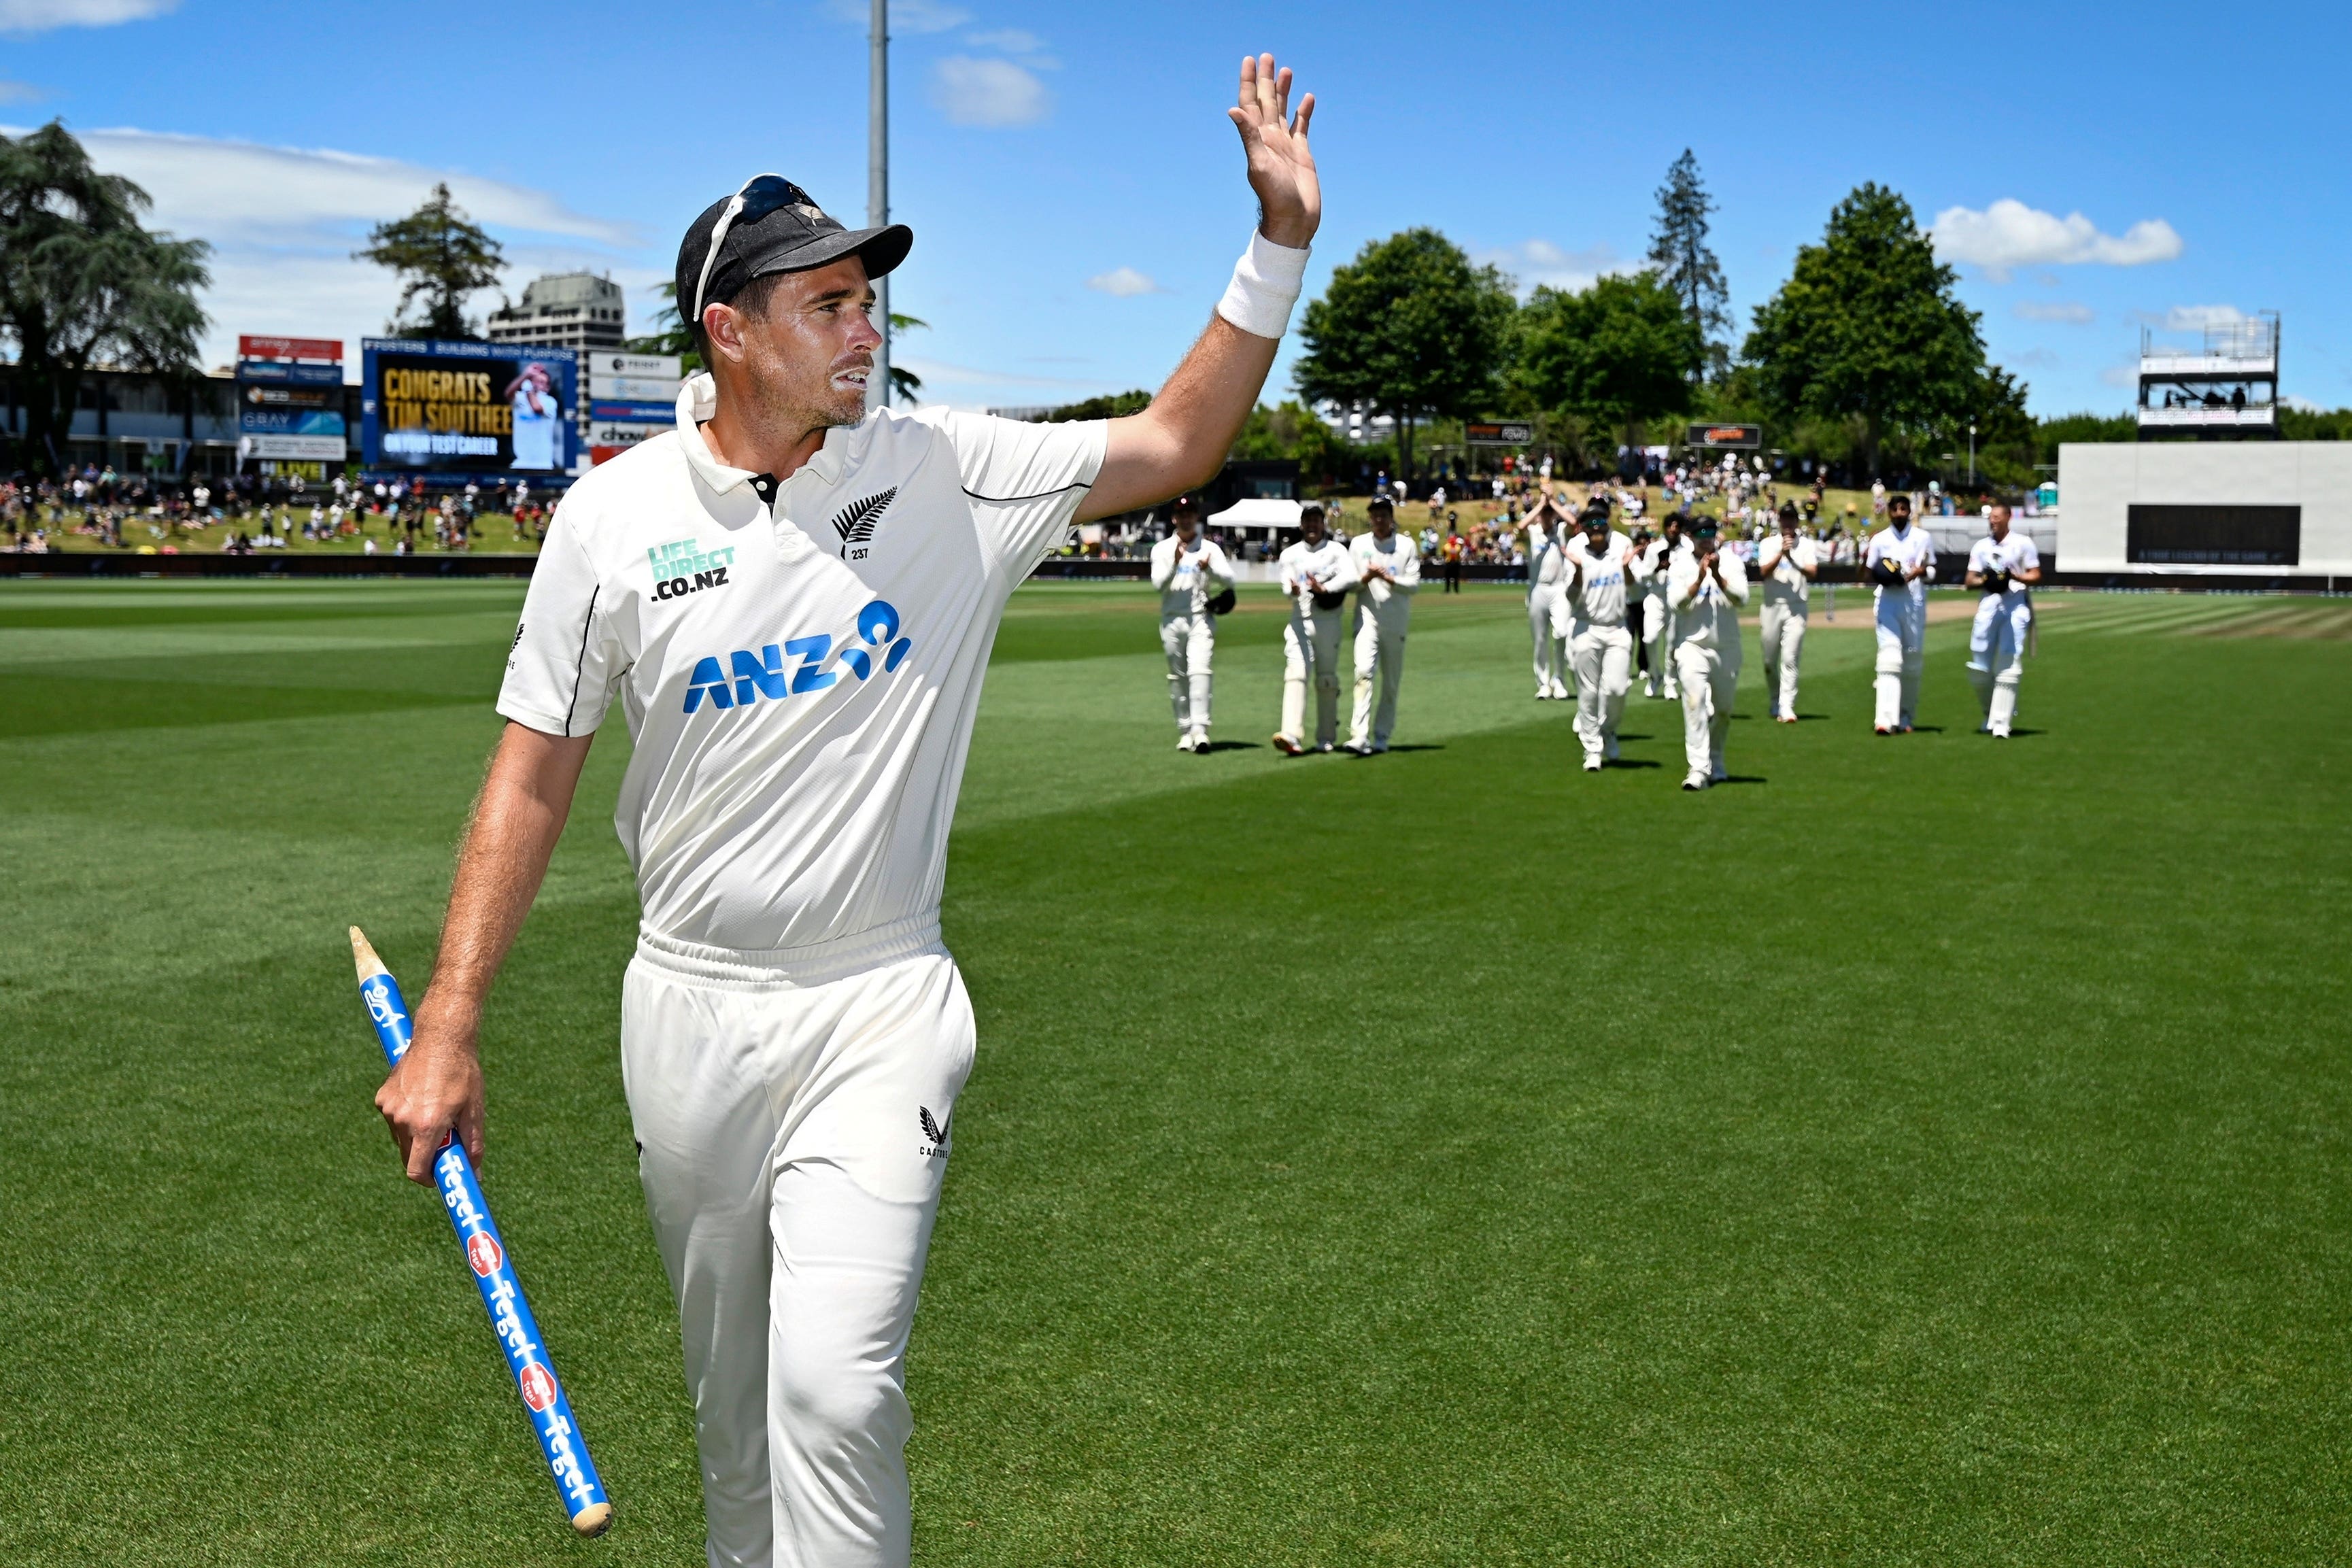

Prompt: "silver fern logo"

[831,487,898,560]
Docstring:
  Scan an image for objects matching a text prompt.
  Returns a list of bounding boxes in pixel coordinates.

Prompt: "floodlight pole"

[1968,423,1976,488]
[867,0,890,412]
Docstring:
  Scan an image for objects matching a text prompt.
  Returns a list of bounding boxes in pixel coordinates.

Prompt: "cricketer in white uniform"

[1525,498,1571,700]
[1345,493,1419,753]
[1964,502,2041,738]
[1669,517,1749,789]
[1863,493,1935,733]
[1148,494,1233,752]
[1635,514,1682,699]
[1274,501,1358,753]
[1756,502,1818,723]
[1562,503,1637,771]
[372,56,1325,1568]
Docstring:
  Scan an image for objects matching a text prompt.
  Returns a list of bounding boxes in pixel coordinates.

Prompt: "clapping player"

[1964,502,2042,738]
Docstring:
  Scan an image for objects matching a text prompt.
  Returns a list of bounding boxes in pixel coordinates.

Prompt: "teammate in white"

[1669,515,1748,789]
[1274,500,1358,754]
[1562,501,1637,772]
[1635,513,1682,699]
[1344,493,1418,753]
[372,53,1323,1568]
[1148,494,1233,751]
[1863,492,1935,734]
[1964,501,2041,738]
[1755,501,1818,723]
[1524,494,1571,700]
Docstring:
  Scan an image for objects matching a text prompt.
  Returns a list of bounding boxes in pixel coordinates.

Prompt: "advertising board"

[1684,422,1762,450]
[236,334,345,462]
[360,338,578,477]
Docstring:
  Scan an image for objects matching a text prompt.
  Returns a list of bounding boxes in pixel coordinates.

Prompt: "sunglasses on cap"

[692,173,820,326]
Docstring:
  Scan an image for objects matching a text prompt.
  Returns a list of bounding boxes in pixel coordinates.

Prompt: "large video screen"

[2126,504,2300,566]
[360,338,577,477]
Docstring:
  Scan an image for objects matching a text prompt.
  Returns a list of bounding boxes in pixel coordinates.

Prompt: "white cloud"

[2014,301,2094,324]
[823,0,968,33]
[0,79,44,103]
[2100,364,2140,388]
[1930,199,2182,282]
[2158,303,2243,330]
[0,0,172,32]
[2287,395,2323,413]
[964,27,1043,51]
[932,56,1050,126]
[5,125,643,369]
[1086,267,1165,297]
[1476,239,1629,297]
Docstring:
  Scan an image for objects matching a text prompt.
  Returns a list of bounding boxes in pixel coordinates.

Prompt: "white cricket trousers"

[1528,585,1567,694]
[623,924,975,1568]
[1673,641,1737,780]
[1280,604,1346,748]
[1758,601,1806,718]
[1967,592,2031,734]
[1159,612,1214,736]
[1350,599,1410,749]
[1569,622,1632,762]
[1873,589,1926,730]
[1641,595,1675,696]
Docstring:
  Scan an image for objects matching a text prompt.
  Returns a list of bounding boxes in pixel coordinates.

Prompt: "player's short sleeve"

[932,411,1109,578]
[2013,536,2042,573]
[497,515,624,737]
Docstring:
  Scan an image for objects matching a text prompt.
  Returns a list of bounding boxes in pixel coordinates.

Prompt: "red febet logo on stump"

[518,1362,558,1413]
[466,1233,504,1278]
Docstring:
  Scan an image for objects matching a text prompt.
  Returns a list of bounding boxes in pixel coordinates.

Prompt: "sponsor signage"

[239,334,343,362]
[587,374,682,402]
[236,333,347,460]
[1685,422,1762,449]
[583,351,680,380]
[237,360,345,386]
[590,398,676,424]
[361,337,579,477]
[240,434,347,461]
[1465,421,1535,446]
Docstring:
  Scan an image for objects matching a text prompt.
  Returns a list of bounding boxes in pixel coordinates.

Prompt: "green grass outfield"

[3,579,2349,1566]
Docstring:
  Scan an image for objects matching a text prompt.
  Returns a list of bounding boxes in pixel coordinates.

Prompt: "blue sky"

[5,0,2348,415]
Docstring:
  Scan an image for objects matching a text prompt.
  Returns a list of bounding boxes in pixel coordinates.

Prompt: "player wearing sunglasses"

[376,52,1320,1568]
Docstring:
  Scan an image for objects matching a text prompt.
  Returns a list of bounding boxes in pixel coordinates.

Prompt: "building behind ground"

[485,273,628,354]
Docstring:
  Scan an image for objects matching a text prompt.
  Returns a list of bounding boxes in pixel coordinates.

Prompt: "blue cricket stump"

[349,927,613,1537]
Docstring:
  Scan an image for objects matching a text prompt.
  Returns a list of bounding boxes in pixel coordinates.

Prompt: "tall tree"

[1292,228,1514,481]
[1514,271,1703,456]
[0,121,211,477]
[1647,149,1730,378]
[356,182,505,339]
[1742,183,1994,478]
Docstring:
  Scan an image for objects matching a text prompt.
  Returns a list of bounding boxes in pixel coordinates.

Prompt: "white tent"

[1204,497,1301,533]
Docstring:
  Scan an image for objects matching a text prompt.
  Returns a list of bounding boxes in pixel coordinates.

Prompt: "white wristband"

[1216,230,1310,340]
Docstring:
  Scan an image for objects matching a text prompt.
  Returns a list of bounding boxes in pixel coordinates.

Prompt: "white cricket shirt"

[1864,522,1934,607]
[1527,523,1568,591]
[1278,536,1357,609]
[1667,542,1750,649]
[1758,533,1819,611]
[1348,529,1421,609]
[1149,535,1234,619]
[498,373,1106,960]
[1563,530,1636,628]
[1967,531,2041,607]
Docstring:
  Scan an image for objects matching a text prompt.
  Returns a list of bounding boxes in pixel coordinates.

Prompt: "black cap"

[676,176,912,328]
[1170,493,1201,513]
[1580,503,1611,528]
[1689,515,1720,536]
[1365,493,1393,512]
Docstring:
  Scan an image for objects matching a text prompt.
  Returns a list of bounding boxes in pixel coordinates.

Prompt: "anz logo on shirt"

[682,599,914,715]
